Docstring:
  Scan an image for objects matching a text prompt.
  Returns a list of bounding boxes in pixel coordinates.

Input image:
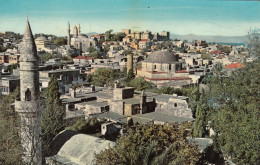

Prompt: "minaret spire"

[67,21,71,46]
[15,16,42,164]
[78,23,81,35]
[20,15,38,62]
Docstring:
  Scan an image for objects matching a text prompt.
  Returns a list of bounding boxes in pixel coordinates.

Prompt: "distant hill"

[86,32,99,36]
[170,34,247,43]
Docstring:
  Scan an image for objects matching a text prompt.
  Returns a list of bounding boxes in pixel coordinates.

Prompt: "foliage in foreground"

[41,75,65,157]
[0,88,22,164]
[95,123,200,165]
[207,60,260,165]
[69,117,104,134]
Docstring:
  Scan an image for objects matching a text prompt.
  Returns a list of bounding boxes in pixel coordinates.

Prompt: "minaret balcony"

[15,99,45,115]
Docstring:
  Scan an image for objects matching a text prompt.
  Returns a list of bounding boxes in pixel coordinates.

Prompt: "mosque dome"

[35,36,47,41]
[144,50,178,63]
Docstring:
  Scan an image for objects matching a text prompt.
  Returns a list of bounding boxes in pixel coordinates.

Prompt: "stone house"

[73,56,93,65]
[0,76,20,95]
[40,69,84,93]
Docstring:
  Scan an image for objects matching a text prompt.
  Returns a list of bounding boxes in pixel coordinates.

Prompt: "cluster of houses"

[1,20,250,164]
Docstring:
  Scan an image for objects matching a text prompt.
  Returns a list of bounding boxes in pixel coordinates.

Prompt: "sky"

[0,0,260,36]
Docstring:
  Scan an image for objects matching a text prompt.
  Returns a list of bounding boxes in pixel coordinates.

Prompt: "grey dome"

[145,50,177,63]
[35,36,47,41]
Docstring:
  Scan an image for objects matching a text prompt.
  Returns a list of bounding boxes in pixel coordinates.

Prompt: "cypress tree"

[41,74,65,156]
[193,92,208,137]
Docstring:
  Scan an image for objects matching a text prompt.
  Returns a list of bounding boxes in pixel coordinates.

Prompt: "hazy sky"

[0,0,260,36]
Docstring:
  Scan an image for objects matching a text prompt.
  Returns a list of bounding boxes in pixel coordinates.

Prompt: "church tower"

[73,25,78,37]
[67,22,71,46]
[15,16,43,165]
[78,23,81,35]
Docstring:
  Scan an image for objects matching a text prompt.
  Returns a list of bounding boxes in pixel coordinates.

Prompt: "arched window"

[25,88,31,101]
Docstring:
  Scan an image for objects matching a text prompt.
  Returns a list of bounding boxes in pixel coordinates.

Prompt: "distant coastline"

[214,42,245,46]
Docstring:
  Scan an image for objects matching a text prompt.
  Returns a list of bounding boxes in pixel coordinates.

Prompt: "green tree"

[193,92,208,138]
[128,77,152,91]
[201,53,213,60]
[0,88,22,164]
[69,117,105,134]
[122,49,133,56]
[112,32,126,41]
[41,75,65,157]
[126,68,135,81]
[91,68,121,87]
[103,44,110,53]
[105,30,113,41]
[86,47,102,59]
[88,51,102,59]
[247,28,260,58]
[53,37,67,46]
[95,124,200,165]
[39,52,59,62]
[86,46,97,53]
[206,60,260,164]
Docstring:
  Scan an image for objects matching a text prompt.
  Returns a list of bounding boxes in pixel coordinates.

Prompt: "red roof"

[209,50,224,54]
[144,77,191,81]
[225,63,244,69]
[73,56,93,60]
[90,34,105,38]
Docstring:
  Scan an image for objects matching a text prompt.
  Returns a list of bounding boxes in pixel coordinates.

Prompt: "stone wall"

[155,98,193,118]
[110,101,124,115]
[113,87,134,100]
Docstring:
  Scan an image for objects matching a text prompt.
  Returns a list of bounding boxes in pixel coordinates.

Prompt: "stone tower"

[140,90,146,114]
[78,23,81,35]
[67,22,71,46]
[15,16,43,164]
[127,54,133,74]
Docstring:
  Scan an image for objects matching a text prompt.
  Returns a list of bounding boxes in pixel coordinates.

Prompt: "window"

[169,64,171,70]
[25,88,31,101]
[174,103,177,107]
[154,65,156,69]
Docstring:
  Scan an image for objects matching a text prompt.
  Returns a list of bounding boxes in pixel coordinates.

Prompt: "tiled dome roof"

[144,50,177,63]
[35,36,47,41]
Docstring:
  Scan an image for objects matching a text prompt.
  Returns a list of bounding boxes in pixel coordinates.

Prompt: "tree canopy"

[197,60,260,164]
[53,37,67,46]
[104,30,126,42]
[127,77,153,91]
[0,88,22,164]
[41,75,65,157]
[90,68,124,87]
[95,123,200,165]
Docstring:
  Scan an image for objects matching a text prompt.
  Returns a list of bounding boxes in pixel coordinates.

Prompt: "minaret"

[15,16,43,164]
[78,23,81,35]
[67,22,71,46]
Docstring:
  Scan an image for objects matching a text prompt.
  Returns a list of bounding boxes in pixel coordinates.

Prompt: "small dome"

[145,50,178,63]
[35,36,47,41]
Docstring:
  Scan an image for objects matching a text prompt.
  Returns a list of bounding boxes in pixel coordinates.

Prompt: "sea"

[211,42,246,46]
